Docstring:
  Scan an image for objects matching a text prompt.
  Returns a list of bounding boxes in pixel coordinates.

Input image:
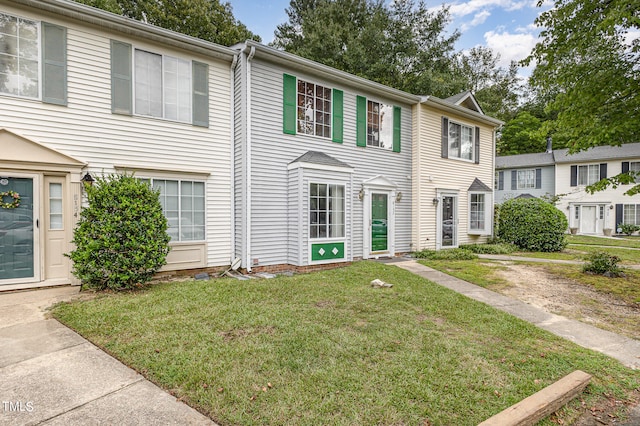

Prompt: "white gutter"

[229,53,238,263]
[243,45,256,272]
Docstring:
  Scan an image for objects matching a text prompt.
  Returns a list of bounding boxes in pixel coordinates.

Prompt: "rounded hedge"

[67,174,170,290]
[497,197,568,252]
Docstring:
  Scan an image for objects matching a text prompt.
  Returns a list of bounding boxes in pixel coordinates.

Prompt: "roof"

[420,95,503,128]
[496,152,555,169]
[553,143,640,164]
[468,178,492,192]
[11,0,237,61]
[444,91,484,115]
[516,193,536,199]
[289,151,353,169]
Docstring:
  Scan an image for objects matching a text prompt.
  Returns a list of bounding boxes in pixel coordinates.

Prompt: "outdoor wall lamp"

[396,192,403,202]
[358,186,365,201]
[81,172,95,186]
[432,197,439,206]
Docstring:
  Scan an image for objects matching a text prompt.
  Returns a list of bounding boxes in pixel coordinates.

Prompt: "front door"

[439,195,457,248]
[0,176,37,283]
[371,193,388,252]
[581,205,597,234]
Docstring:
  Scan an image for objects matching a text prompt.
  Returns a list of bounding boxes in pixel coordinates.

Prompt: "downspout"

[229,52,238,264]
[244,45,256,272]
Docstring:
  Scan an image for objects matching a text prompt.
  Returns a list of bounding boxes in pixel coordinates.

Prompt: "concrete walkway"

[389,259,640,370]
[0,286,215,426]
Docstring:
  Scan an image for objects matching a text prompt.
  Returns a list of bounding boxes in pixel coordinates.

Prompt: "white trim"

[467,191,492,236]
[287,162,353,173]
[114,165,211,177]
[307,180,348,264]
[436,190,459,250]
[362,176,397,259]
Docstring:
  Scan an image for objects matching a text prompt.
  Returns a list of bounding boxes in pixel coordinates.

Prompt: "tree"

[75,0,260,45]
[497,111,544,155]
[526,0,640,194]
[272,0,460,98]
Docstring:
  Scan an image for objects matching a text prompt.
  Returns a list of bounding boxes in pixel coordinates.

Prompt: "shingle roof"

[468,178,492,192]
[289,151,353,169]
[495,152,555,169]
[553,143,640,163]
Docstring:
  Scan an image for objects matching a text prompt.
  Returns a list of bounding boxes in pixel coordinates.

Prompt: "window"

[575,205,580,220]
[49,183,63,230]
[599,205,605,220]
[366,100,394,150]
[630,162,640,183]
[309,183,344,239]
[441,117,479,163]
[517,169,536,189]
[468,192,492,235]
[135,49,191,122]
[0,13,66,104]
[296,79,331,138]
[623,204,640,225]
[578,164,600,186]
[140,178,205,241]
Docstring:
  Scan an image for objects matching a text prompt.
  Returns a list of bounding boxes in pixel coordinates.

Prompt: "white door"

[580,206,597,234]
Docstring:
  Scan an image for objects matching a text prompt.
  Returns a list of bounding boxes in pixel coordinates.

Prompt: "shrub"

[413,248,477,260]
[497,197,568,252]
[618,223,640,236]
[583,251,623,277]
[460,243,518,254]
[67,174,170,290]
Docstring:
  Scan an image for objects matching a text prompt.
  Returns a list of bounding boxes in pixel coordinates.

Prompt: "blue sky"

[227,0,552,74]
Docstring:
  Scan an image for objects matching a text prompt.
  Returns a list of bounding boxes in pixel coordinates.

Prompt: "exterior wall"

[239,57,413,269]
[556,160,639,235]
[413,104,496,250]
[495,165,555,204]
[0,2,234,289]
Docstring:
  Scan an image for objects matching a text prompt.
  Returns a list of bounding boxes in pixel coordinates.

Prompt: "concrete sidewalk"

[0,286,215,426]
[390,260,640,370]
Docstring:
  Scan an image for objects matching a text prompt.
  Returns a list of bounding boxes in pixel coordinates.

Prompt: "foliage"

[413,248,477,260]
[497,198,568,252]
[525,0,640,195]
[586,170,640,196]
[618,224,640,236]
[460,243,518,254]
[582,251,624,277]
[74,0,260,45]
[496,111,545,155]
[67,174,170,290]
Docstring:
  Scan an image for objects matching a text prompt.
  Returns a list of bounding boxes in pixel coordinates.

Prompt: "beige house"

[0,0,236,290]
[412,92,503,250]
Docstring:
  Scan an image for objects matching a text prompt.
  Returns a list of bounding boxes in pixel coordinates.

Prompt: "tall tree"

[525,0,640,194]
[272,0,459,98]
[75,0,260,45]
[496,111,544,156]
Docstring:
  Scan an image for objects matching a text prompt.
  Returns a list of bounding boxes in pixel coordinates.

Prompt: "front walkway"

[0,286,215,425]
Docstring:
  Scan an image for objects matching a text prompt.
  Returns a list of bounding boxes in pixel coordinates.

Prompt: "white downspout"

[245,46,255,272]
[229,53,238,264]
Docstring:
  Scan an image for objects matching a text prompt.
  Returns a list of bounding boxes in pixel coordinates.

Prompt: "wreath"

[0,190,21,209]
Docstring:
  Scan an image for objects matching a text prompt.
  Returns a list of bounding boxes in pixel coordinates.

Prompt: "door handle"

[36,219,39,229]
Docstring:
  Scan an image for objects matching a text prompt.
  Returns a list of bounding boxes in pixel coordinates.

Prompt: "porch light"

[81,172,95,186]
[432,197,439,206]
[358,186,364,201]
[396,192,403,202]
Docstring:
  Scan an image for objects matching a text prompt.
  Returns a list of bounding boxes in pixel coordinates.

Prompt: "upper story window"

[517,169,536,189]
[440,117,479,164]
[623,161,640,183]
[0,13,66,104]
[297,79,332,138]
[578,164,600,186]
[366,100,394,150]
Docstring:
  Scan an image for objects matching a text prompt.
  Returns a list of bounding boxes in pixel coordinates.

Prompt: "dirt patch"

[491,262,640,341]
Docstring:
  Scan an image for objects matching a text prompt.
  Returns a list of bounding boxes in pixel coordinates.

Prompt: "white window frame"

[0,12,41,100]
[577,164,600,186]
[468,191,492,235]
[366,100,394,150]
[309,182,345,239]
[448,121,474,162]
[630,162,640,183]
[133,48,192,123]
[516,169,536,190]
[297,79,332,138]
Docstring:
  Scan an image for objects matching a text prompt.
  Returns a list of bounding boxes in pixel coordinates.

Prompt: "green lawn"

[566,235,640,248]
[53,261,640,425]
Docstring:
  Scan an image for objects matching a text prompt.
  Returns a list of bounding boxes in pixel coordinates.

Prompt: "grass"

[567,235,640,248]
[52,262,640,425]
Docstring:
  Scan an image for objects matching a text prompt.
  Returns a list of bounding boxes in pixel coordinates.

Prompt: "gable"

[0,128,85,168]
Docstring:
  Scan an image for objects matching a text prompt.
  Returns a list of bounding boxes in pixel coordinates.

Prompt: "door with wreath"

[0,176,35,282]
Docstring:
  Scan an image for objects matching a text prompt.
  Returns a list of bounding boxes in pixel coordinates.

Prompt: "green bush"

[618,223,640,236]
[67,174,170,290]
[497,198,568,252]
[583,251,623,277]
[460,243,518,254]
[413,248,477,260]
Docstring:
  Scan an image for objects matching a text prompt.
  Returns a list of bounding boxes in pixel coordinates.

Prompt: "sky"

[227,0,553,76]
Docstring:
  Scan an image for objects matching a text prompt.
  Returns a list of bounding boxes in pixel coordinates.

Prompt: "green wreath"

[0,190,21,209]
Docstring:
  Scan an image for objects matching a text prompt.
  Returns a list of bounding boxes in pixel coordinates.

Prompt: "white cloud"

[448,0,529,18]
[460,10,491,32]
[484,30,538,68]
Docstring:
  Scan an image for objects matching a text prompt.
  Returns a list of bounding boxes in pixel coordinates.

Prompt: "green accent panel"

[192,61,209,127]
[110,40,132,115]
[311,242,345,261]
[392,105,401,152]
[356,95,366,147]
[332,88,343,143]
[0,178,34,280]
[371,194,388,251]
[283,73,297,135]
[42,22,67,105]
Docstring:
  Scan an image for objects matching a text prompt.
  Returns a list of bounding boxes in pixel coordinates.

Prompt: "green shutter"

[283,73,296,135]
[332,88,343,143]
[392,105,401,152]
[356,95,367,147]
[42,22,67,105]
[110,40,132,115]
[192,61,209,127]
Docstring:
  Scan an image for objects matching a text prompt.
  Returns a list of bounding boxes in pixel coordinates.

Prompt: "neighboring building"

[494,152,555,204]
[232,40,419,272]
[412,92,503,250]
[495,143,640,236]
[0,0,236,290]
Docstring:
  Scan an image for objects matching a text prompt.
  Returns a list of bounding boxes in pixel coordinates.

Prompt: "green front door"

[371,193,388,251]
[0,177,35,281]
